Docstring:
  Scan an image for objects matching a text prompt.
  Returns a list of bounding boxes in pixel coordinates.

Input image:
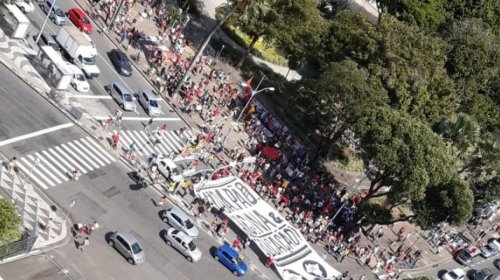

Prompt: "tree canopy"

[0,199,21,245]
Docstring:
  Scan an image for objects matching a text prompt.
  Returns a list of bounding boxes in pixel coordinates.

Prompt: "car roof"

[141,89,159,98]
[451,268,465,276]
[220,244,239,258]
[71,7,86,17]
[116,230,139,244]
[159,158,177,168]
[64,63,84,75]
[168,207,189,220]
[169,228,193,242]
[111,82,131,93]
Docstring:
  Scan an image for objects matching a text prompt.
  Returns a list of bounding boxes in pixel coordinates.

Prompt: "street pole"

[171,2,240,97]
[215,44,225,61]
[35,0,56,45]
[107,0,125,30]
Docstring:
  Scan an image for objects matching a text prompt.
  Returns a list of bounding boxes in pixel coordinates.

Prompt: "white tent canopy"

[194,176,340,280]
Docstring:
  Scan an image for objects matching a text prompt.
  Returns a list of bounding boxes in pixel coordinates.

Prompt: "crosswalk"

[118,129,194,157]
[16,136,116,189]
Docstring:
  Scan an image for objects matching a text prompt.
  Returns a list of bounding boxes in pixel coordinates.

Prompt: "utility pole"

[35,0,56,45]
[171,2,241,97]
[107,0,125,30]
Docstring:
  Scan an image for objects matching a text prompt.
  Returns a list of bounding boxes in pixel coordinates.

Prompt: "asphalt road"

[0,62,79,157]
[26,2,181,132]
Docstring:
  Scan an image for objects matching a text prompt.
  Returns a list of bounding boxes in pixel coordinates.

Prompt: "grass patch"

[223,25,288,67]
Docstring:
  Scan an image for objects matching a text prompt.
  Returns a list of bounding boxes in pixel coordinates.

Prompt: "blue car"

[214,244,248,276]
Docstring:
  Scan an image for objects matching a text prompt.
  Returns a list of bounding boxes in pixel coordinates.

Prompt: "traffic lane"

[44,162,258,280]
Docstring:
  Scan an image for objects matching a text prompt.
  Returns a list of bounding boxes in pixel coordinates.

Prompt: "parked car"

[161,207,199,238]
[109,49,132,77]
[66,63,89,93]
[107,82,136,111]
[470,268,494,280]
[163,228,201,262]
[441,268,466,280]
[214,244,248,276]
[138,89,162,116]
[455,246,480,265]
[41,0,67,25]
[480,239,500,258]
[37,33,60,51]
[67,8,92,34]
[494,259,500,270]
[15,0,35,13]
[108,230,145,265]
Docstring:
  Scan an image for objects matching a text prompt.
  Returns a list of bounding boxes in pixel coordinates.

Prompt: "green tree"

[375,0,448,30]
[217,0,281,67]
[413,177,473,229]
[0,199,21,245]
[178,0,205,18]
[316,10,380,67]
[473,176,500,203]
[376,14,457,124]
[446,0,500,35]
[288,59,388,159]
[355,108,456,206]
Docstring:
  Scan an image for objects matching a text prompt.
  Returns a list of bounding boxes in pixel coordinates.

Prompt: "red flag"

[243,75,254,99]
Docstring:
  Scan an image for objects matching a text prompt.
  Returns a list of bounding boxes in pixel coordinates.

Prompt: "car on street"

[163,228,202,262]
[109,49,133,77]
[470,268,494,280]
[108,230,145,265]
[37,33,60,52]
[161,207,199,238]
[494,259,500,270]
[440,268,466,280]
[107,82,136,111]
[67,8,92,34]
[480,239,500,258]
[156,157,183,182]
[214,244,248,276]
[138,89,162,116]
[41,0,67,25]
[15,0,35,13]
[455,246,480,265]
[66,63,90,93]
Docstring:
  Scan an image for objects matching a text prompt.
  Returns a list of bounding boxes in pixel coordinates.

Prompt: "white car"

[441,268,466,280]
[161,207,199,238]
[15,0,35,13]
[480,239,500,258]
[66,64,90,93]
[163,228,201,262]
[138,89,162,116]
[155,157,192,183]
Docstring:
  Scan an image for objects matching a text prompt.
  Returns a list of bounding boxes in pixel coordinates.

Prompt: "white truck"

[56,26,100,78]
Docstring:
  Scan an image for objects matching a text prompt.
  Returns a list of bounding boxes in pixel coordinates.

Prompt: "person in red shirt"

[232,239,241,250]
[265,255,274,267]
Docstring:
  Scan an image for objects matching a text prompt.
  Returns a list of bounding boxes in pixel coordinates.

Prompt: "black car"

[109,49,132,76]
[470,269,493,280]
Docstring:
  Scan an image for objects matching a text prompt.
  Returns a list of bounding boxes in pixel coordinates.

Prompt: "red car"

[67,8,92,34]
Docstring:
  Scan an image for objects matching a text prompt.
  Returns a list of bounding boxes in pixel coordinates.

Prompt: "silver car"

[107,82,136,111]
[108,230,145,265]
[42,0,67,25]
[163,228,202,262]
[138,89,162,116]
[161,207,199,238]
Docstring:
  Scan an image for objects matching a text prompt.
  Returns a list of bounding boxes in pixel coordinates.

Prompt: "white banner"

[195,176,340,280]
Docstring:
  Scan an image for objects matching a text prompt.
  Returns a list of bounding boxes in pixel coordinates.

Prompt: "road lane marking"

[93,116,182,121]
[82,137,116,163]
[74,138,108,166]
[0,123,74,147]
[61,143,93,171]
[17,160,48,189]
[47,148,75,172]
[42,150,72,178]
[66,141,101,169]
[34,152,66,183]
[55,146,87,173]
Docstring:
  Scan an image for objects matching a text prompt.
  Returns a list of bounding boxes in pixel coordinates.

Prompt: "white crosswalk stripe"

[119,129,194,158]
[14,137,116,189]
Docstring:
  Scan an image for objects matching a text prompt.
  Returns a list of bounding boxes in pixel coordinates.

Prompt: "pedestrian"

[265,255,274,268]
[242,237,251,251]
[157,195,167,207]
[144,118,153,131]
[216,206,226,217]
[436,245,443,255]
[112,132,120,149]
[88,221,99,235]
[232,238,241,250]
[374,226,384,241]
[119,31,126,43]
[342,271,349,279]
[7,156,17,173]
[79,236,90,251]
[72,169,81,181]
[45,217,53,232]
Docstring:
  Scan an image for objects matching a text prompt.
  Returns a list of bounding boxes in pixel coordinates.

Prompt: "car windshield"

[55,9,64,16]
[123,94,133,102]
[185,219,194,229]
[75,74,85,81]
[149,99,159,107]
[131,242,142,254]
[462,251,472,258]
[449,272,458,278]
[172,167,180,176]
[81,17,90,24]
[234,257,243,265]
[82,56,96,65]
[188,241,196,251]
